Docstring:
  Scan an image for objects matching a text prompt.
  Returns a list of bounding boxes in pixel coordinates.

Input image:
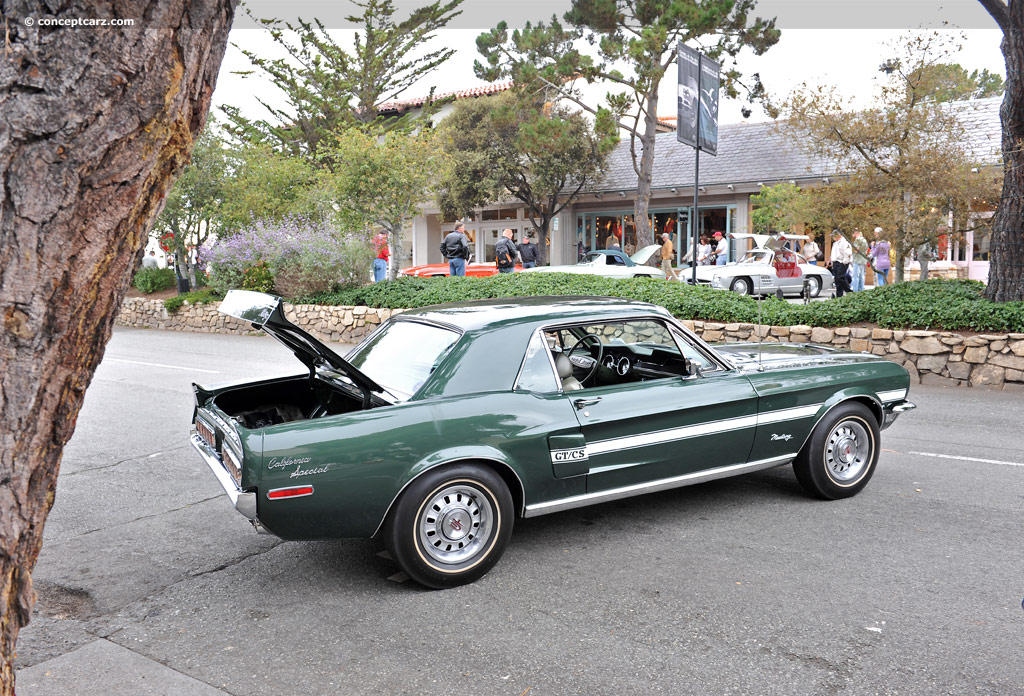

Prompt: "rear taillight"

[196,419,215,448]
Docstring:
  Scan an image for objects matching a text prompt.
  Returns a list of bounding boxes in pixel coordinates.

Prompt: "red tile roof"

[377,80,515,112]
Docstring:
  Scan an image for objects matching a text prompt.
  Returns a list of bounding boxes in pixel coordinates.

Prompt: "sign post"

[677,43,720,285]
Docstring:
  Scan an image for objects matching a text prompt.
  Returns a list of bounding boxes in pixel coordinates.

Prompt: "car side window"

[670,328,721,374]
[515,330,559,393]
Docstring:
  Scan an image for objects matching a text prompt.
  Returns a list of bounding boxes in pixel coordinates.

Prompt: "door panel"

[575,372,759,493]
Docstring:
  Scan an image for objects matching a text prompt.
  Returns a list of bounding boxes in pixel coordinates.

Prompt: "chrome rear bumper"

[882,400,916,430]
[190,430,262,528]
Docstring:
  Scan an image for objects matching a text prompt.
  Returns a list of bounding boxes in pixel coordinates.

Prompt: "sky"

[211,1,1006,129]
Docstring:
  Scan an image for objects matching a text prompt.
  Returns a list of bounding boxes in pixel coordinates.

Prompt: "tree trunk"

[387,223,403,281]
[633,91,659,253]
[0,2,235,692]
[918,243,931,281]
[985,9,1024,301]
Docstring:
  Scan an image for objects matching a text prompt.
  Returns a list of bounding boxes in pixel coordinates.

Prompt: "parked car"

[399,261,521,278]
[192,290,914,589]
[524,245,666,279]
[682,233,834,297]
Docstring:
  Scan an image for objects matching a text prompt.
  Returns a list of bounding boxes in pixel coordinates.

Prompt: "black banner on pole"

[676,43,699,149]
[698,56,721,156]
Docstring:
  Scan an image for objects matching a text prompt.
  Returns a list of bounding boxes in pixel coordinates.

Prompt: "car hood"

[715,342,884,370]
[630,244,662,265]
[218,290,386,403]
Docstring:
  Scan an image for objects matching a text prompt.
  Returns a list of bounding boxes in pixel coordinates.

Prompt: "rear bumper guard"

[190,431,268,533]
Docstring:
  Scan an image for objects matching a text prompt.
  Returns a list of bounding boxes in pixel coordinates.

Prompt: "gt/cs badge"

[550,447,588,463]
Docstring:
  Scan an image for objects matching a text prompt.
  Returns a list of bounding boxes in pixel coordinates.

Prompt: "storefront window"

[595,216,622,251]
[973,230,991,261]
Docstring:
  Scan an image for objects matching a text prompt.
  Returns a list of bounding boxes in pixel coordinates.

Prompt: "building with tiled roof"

[377,80,515,118]
[403,97,1001,283]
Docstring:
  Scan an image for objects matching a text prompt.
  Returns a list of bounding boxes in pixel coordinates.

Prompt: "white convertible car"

[524,245,667,279]
[681,234,835,297]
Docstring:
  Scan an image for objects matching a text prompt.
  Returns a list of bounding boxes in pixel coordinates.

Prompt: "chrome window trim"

[512,328,561,394]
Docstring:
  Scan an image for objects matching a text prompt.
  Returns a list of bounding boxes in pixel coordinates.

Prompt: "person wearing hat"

[829,229,853,297]
[712,231,728,266]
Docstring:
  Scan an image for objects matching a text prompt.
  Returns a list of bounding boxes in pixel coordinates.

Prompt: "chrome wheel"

[731,277,751,295]
[824,419,871,484]
[417,483,494,565]
[807,275,822,298]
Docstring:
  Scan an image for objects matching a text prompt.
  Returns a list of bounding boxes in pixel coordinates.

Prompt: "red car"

[399,262,522,278]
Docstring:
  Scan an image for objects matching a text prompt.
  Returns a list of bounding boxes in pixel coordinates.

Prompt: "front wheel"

[730,277,752,295]
[793,403,880,500]
[384,464,513,589]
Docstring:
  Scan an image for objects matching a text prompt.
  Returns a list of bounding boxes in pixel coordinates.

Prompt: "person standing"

[870,227,891,287]
[712,231,728,266]
[142,250,159,269]
[517,233,539,269]
[659,233,676,279]
[850,229,869,291]
[829,229,853,297]
[802,237,820,266]
[697,234,712,265]
[372,231,389,283]
[495,228,518,274]
[441,222,471,277]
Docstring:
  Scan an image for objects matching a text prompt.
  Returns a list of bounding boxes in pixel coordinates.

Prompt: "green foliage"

[474,0,780,247]
[907,62,1004,102]
[133,267,176,294]
[437,91,613,263]
[782,32,1003,274]
[322,128,446,279]
[164,288,222,314]
[305,276,1024,332]
[241,261,276,293]
[219,144,329,232]
[223,0,464,161]
[750,182,813,234]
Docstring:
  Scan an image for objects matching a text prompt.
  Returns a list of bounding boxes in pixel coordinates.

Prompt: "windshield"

[738,250,772,265]
[578,253,607,266]
[346,320,461,400]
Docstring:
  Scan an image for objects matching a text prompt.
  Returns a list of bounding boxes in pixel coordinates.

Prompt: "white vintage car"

[681,234,834,298]
[524,244,666,279]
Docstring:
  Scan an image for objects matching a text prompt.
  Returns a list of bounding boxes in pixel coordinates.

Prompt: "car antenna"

[756,293,765,372]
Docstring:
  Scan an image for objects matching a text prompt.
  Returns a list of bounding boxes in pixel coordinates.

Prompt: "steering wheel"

[565,334,604,385]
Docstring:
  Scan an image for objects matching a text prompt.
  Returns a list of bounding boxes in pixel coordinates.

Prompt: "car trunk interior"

[212,376,364,428]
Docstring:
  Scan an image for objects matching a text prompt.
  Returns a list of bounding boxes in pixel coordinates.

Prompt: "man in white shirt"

[829,229,853,297]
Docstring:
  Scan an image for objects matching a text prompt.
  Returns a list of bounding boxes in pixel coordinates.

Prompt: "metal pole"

[691,55,701,286]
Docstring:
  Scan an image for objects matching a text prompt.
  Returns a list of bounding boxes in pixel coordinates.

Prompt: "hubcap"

[825,420,871,483]
[418,484,493,565]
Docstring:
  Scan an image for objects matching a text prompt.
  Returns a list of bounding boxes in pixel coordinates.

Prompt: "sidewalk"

[17,639,229,696]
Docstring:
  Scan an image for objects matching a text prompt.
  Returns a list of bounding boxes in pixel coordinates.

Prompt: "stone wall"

[117,298,1024,390]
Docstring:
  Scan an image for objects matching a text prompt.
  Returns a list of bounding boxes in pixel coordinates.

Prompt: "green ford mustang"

[191,290,915,588]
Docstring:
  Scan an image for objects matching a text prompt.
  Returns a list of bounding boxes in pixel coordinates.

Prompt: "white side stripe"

[876,389,908,403]
[582,404,823,457]
[756,404,821,425]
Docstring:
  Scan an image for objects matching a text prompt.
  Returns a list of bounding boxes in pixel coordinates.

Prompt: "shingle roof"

[378,80,514,113]
[592,96,1003,193]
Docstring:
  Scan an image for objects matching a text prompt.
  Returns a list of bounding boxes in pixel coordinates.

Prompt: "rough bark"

[981,0,1024,301]
[0,1,236,691]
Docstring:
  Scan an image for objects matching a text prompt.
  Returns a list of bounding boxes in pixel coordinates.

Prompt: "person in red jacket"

[373,231,389,283]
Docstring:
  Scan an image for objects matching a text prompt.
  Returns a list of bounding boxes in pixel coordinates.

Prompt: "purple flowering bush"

[204,218,375,298]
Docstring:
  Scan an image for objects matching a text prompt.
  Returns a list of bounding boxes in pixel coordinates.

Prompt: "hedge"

[133,267,176,294]
[305,276,1024,333]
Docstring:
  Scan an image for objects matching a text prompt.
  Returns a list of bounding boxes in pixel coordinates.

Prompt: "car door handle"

[574,397,602,409]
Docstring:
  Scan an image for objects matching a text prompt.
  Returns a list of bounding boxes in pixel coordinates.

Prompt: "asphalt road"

[15,327,1024,695]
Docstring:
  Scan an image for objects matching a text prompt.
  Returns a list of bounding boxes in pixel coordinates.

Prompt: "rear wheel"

[806,275,823,298]
[793,403,879,500]
[384,464,513,589]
